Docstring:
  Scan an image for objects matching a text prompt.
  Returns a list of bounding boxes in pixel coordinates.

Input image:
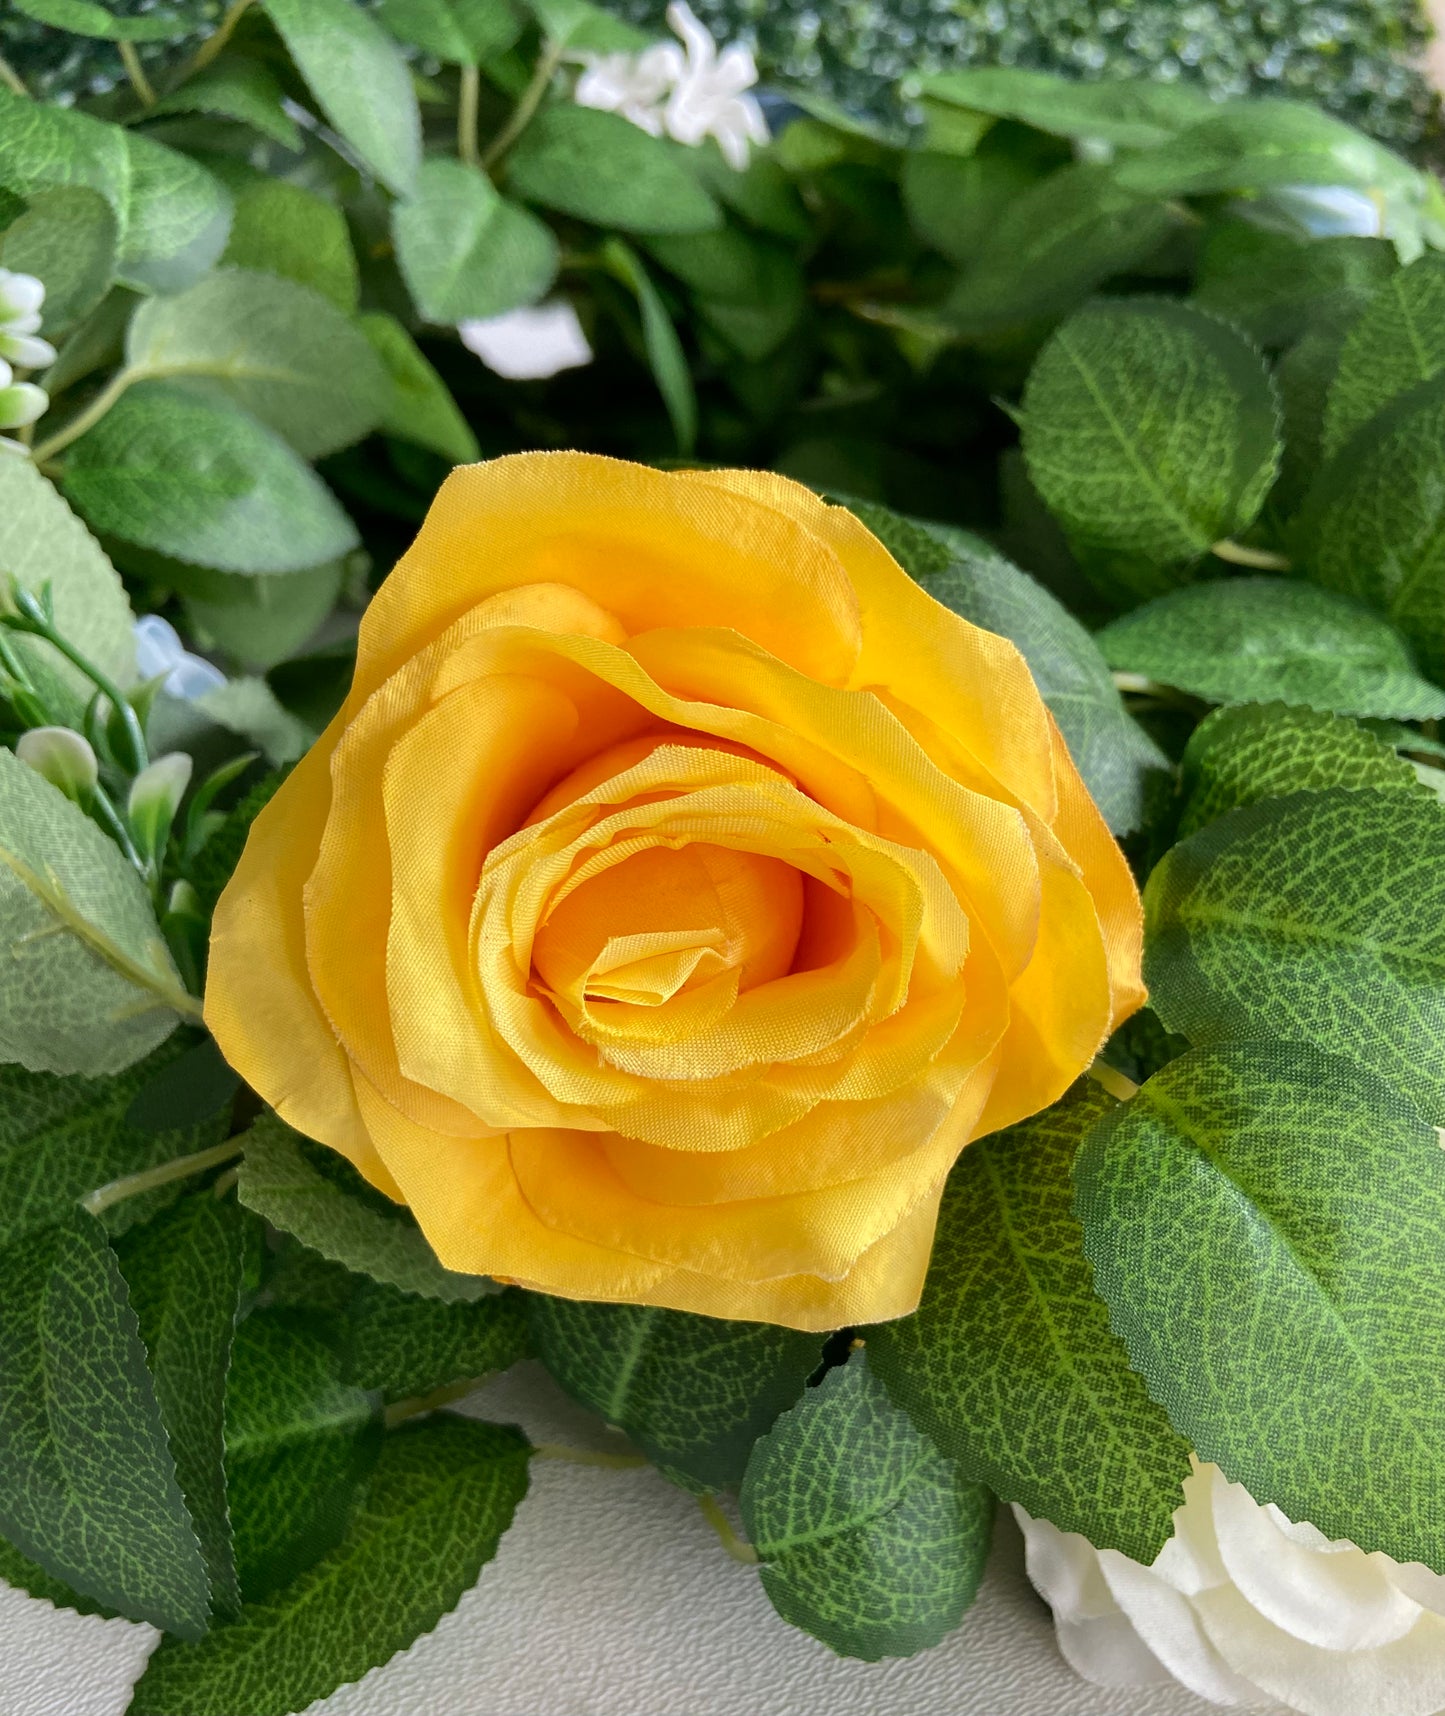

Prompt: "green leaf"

[1143,786,1445,1123]
[360,311,479,464]
[393,158,558,324]
[124,269,388,460]
[1076,1042,1445,1572]
[684,140,809,241]
[526,0,647,52]
[1097,576,1445,719]
[151,58,303,151]
[10,0,188,38]
[224,1309,378,1602]
[1192,222,1395,351]
[915,66,1214,148]
[263,0,421,198]
[0,88,231,294]
[130,1414,529,1716]
[0,185,116,336]
[64,382,359,576]
[0,1208,209,1634]
[1323,253,1445,459]
[0,1529,120,1619]
[526,1294,820,1492]
[186,769,284,915]
[150,676,312,769]
[1300,374,1445,682]
[1177,702,1426,839]
[1020,299,1281,600]
[739,1353,993,1661]
[220,179,359,312]
[235,1113,494,1302]
[345,1281,529,1403]
[182,561,346,674]
[867,1082,1191,1564]
[117,1196,249,1620]
[377,0,522,63]
[943,165,1179,336]
[901,146,1046,271]
[0,749,193,1077]
[124,1035,240,1135]
[602,237,696,454]
[509,105,722,236]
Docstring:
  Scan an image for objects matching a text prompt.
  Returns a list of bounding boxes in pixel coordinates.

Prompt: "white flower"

[0,328,57,370]
[574,41,682,137]
[0,268,44,327]
[133,615,227,701]
[1017,1460,1445,1716]
[459,302,594,381]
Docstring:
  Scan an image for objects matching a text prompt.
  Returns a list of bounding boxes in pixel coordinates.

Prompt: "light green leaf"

[509,105,722,235]
[602,237,696,454]
[0,88,231,294]
[526,1294,819,1492]
[236,1113,495,1302]
[125,269,388,460]
[1177,702,1426,838]
[181,560,345,673]
[377,0,522,63]
[1076,1042,1445,1571]
[525,0,647,52]
[220,179,359,311]
[151,58,303,151]
[915,66,1214,148]
[393,158,558,323]
[224,1309,378,1602]
[345,1281,528,1403]
[263,0,421,198]
[118,1196,249,1620]
[129,1414,530,1716]
[64,382,359,575]
[1323,254,1445,458]
[1144,786,1445,1123]
[10,0,186,38]
[0,1208,209,1634]
[1097,577,1445,719]
[739,1352,993,1661]
[1021,299,1280,599]
[360,311,479,464]
[0,750,193,1077]
[195,677,311,766]
[0,186,116,336]
[867,1083,1190,1564]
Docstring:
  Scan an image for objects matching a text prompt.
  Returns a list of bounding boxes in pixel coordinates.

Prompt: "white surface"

[1,1362,1266,1716]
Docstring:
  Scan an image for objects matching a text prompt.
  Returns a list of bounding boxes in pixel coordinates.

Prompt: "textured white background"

[0,1361,1256,1716]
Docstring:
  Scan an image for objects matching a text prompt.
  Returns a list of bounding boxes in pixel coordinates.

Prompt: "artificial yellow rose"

[206,454,1143,1330]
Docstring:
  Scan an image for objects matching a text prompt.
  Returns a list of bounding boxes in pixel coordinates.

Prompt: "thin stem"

[119,40,158,108]
[480,40,563,172]
[384,1378,493,1428]
[89,783,146,874]
[1087,1057,1140,1102]
[9,590,148,773]
[31,368,138,465]
[458,63,481,169]
[169,0,256,89]
[1210,538,1292,572]
[531,1443,650,1470]
[0,54,28,99]
[82,1139,242,1217]
[698,1494,759,1565]
[211,1165,240,1199]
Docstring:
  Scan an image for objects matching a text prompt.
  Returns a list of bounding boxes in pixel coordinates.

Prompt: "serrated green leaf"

[1021,299,1280,600]
[377,0,522,63]
[0,1207,209,1633]
[235,1113,494,1301]
[1076,1042,1445,1571]
[0,1528,120,1618]
[0,185,116,336]
[124,269,387,460]
[151,58,303,151]
[915,66,1214,149]
[1097,577,1445,719]
[186,770,284,914]
[117,1196,249,1619]
[263,0,420,198]
[603,237,696,453]
[0,87,231,294]
[1177,702,1425,838]
[224,1308,378,1602]
[867,1083,1190,1564]
[0,749,193,1076]
[64,382,359,575]
[345,1281,528,1403]
[182,560,346,673]
[11,0,187,38]
[1192,222,1394,350]
[220,179,358,311]
[509,105,722,236]
[526,1294,819,1492]
[360,311,479,464]
[393,158,558,324]
[1144,786,1445,1123]
[1323,254,1445,459]
[739,1352,993,1661]
[130,1414,529,1716]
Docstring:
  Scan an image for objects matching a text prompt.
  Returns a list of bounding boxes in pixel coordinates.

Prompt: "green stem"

[1087,1057,1140,1102]
[168,0,256,90]
[8,588,148,774]
[89,782,146,875]
[458,63,481,169]
[531,1443,650,1470]
[119,39,157,108]
[31,368,138,465]
[698,1494,759,1565]
[0,54,28,99]
[1210,538,1292,572]
[81,1139,242,1217]
[384,1378,494,1428]
[480,40,562,173]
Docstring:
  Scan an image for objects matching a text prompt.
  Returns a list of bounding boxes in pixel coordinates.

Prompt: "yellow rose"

[206,454,1143,1329]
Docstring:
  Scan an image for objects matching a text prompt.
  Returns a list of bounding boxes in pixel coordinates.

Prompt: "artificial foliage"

[2,2,1445,1711]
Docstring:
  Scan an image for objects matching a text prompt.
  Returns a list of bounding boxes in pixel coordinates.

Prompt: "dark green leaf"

[377,0,522,63]
[151,58,303,151]
[345,1282,530,1403]
[603,237,696,453]
[1323,253,1445,458]
[220,178,359,311]
[1143,786,1445,1123]
[868,1082,1190,1563]
[684,140,808,241]
[130,1415,530,1716]
[360,311,479,464]
[0,1529,119,1619]
[1076,1042,1445,1571]
[181,560,346,673]
[1192,222,1394,350]
[125,1036,241,1134]
[740,1353,993,1661]
[186,771,285,914]
[901,146,1045,270]
[0,185,116,336]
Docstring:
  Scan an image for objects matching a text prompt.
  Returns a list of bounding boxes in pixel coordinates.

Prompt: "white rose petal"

[459,302,593,381]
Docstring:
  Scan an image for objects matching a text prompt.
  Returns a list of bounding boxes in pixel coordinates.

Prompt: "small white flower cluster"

[574,1,769,172]
[0,269,54,455]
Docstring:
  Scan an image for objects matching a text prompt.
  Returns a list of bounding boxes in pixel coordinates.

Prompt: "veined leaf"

[360,312,479,465]
[181,560,346,674]
[344,1281,530,1403]
[0,185,116,336]
[1323,253,1445,458]
[221,179,359,312]
[602,237,697,454]
[150,58,303,151]
[1192,221,1394,351]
